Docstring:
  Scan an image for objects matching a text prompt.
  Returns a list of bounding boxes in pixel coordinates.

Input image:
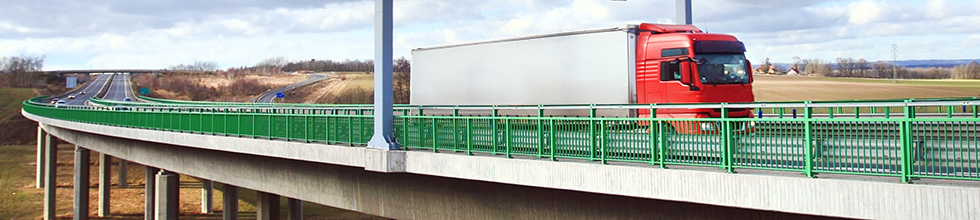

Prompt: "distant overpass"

[37,69,205,76]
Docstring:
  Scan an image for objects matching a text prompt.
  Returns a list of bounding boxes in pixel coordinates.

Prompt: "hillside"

[0,87,38,145]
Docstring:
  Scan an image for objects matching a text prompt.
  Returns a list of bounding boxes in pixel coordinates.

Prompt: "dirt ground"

[0,144,385,220]
[283,73,373,104]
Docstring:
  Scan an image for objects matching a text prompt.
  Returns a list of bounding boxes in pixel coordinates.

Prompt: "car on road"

[68,94,76,99]
[80,91,86,95]
[124,98,131,102]
[55,100,66,107]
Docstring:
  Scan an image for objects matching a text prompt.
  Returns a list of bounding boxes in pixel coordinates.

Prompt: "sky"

[1,0,979,70]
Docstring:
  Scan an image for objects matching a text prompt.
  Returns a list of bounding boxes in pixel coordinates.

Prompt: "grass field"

[753,75,980,102]
[0,87,35,117]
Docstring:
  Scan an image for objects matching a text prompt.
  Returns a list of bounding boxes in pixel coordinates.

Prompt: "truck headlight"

[700,122,715,131]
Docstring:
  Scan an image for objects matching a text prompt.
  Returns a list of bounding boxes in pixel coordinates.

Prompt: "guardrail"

[24,97,980,183]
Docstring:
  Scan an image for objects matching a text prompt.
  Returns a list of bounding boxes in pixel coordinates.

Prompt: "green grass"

[0,87,35,118]
[0,145,43,220]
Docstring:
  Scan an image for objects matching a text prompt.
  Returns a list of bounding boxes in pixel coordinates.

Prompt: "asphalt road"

[103,73,135,101]
[46,74,113,106]
[256,73,329,103]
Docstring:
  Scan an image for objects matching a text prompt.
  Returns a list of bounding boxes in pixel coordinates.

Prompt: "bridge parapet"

[22,97,980,183]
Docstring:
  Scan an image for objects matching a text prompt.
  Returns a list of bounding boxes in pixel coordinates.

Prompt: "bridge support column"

[36,125,46,188]
[257,192,280,220]
[367,0,399,150]
[222,183,238,220]
[73,146,90,220]
[155,170,179,220]
[201,179,213,213]
[145,166,160,220]
[287,198,302,220]
[98,153,111,217]
[118,160,128,187]
[43,134,57,220]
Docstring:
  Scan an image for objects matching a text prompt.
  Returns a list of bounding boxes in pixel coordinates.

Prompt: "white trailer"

[410,26,638,107]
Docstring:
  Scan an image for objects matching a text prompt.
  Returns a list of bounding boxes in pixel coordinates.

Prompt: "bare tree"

[0,55,46,87]
[951,61,980,79]
[168,61,220,72]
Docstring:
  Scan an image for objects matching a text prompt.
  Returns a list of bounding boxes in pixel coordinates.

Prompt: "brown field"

[753,75,980,102]
[0,144,385,220]
[283,72,374,104]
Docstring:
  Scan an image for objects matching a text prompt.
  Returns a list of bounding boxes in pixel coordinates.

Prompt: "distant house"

[786,68,801,76]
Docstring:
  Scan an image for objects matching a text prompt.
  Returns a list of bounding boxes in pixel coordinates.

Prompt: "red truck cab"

[634,23,754,132]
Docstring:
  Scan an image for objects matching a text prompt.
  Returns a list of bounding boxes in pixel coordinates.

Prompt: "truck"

[411,23,754,131]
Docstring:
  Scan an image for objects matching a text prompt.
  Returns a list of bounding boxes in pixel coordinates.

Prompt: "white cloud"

[848,1,884,25]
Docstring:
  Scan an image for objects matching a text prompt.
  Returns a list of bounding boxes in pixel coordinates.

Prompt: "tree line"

[759,56,980,79]
[0,55,50,88]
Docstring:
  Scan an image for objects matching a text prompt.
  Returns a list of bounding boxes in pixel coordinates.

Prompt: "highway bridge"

[21,75,980,219]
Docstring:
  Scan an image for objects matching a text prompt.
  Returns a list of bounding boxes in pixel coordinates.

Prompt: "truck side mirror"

[679,61,692,85]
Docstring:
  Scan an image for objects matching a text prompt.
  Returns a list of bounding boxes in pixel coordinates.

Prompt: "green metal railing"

[23,97,980,183]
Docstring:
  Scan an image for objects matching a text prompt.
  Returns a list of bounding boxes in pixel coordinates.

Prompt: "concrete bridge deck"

[25,110,980,220]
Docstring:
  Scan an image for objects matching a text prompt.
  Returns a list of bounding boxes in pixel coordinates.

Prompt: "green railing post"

[589,104,597,161]
[432,118,438,152]
[658,120,667,169]
[803,101,815,178]
[549,119,556,161]
[492,107,499,155]
[466,118,473,156]
[453,107,460,152]
[599,118,607,164]
[900,100,915,183]
[721,104,734,173]
[401,110,409,148]
[537,106,544,158]
[649,105,658,166]
[505,118,512,158]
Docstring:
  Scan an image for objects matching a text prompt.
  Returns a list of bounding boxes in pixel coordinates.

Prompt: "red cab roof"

[639,23,703,33]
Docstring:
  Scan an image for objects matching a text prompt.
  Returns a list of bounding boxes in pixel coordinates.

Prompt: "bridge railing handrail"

[23,95,980,184]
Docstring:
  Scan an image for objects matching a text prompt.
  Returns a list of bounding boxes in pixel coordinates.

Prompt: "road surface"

[102,73,136,101]
[46,74,113,106]
[255,73,328,103]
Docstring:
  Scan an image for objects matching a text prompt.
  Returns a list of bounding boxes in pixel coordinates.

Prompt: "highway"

[45,74,113,106]
[255,73,328,103]
[102,73,135,101]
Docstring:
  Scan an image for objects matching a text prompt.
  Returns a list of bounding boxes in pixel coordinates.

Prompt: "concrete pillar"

[201,179,213,213]
[98,153,111,217]
[368,0,399,150]
[36,126,46,188]
[43,134,57,220]
[145,166,160,220]
[256,192,281,220]
[287,198,303,220]
[118,160,128,187]
[73,146,91,220]
[155,170,179,220]
[222,184,238,220]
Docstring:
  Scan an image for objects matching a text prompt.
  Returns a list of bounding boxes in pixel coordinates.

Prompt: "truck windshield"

[695,53,749,85]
